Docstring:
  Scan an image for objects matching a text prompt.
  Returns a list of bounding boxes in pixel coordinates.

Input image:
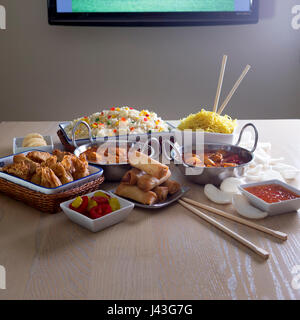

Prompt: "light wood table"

[0,120,299,300]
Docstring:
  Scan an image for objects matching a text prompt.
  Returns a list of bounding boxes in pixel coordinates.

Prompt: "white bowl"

[239,179,300,216]
[173,129,234,145]
[13,136,54,154]
[60,190,135,232]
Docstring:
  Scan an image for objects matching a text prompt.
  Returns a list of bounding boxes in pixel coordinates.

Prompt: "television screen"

[49,0,259,26]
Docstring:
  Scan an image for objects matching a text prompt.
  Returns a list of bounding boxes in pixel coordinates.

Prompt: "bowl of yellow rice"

[174,109,237,145]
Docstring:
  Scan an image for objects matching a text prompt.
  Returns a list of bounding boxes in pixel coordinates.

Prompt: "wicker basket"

[0,175,105,213]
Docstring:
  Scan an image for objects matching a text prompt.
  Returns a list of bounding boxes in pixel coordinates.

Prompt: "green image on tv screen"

[57,0,251,13]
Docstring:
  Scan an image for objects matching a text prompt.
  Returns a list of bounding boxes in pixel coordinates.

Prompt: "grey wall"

[0,0,299,121]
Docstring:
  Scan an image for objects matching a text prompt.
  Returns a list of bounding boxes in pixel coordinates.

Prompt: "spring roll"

[137,169,171,192]
[116,184,157,205]
[161,179,181,195]
[128,151,169,179]
[153,186,169,202]
[121,168,146,185]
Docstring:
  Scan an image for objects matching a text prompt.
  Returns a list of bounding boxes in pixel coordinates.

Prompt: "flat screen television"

[48,0,259,26]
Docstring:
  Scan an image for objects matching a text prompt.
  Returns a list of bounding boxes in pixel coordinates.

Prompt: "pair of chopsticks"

[178,197,288,260]
[212,55,251,115]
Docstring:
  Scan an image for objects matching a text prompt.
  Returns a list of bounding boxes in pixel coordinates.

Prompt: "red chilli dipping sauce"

[244,184,300,204]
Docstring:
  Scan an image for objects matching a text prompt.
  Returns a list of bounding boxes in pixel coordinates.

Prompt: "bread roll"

[116,184,157,205]
[137,169,171,192]
[128,151,169,179]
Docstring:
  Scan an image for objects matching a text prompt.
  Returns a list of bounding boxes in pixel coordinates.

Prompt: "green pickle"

[109,198,121,211]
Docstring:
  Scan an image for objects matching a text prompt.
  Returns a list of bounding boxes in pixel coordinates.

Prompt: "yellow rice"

[177,109,237,134]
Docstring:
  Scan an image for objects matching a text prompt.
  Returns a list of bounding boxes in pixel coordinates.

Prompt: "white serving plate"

[168,121,236,145]
[13,136,54,154]
[0,150,104,195]
[239,179,300,216]
[59,121,173,147]
[60,190,134,232]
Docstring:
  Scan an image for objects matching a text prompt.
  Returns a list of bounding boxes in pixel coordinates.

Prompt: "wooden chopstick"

[213,55,228,113]
[182,197,287,241]
[217,64,251,115]
[178,199,270,260]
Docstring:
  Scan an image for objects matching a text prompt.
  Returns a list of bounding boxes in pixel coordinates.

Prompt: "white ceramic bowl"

[239,179,300,216]
[168,119,236,146]
[60,190,134,232]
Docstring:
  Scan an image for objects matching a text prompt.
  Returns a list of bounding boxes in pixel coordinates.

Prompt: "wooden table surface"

[0,120,299,300]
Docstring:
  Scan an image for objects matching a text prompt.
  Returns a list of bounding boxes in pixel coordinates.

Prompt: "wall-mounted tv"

[48,0,259,26]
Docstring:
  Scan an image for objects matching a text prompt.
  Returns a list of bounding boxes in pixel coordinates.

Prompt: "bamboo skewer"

[213,55,227,113]
[217,64,251,115]
[178,199,270,260]
[181,197,287,241]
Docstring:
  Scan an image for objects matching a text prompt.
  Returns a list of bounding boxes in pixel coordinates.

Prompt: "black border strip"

[48,0,259,26]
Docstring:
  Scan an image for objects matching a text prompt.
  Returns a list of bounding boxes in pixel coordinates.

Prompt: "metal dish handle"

[72,120,93,148]
[235,123,258,153]
[147,137,160,158]
[133,137,160,159]
[162,139,183,164]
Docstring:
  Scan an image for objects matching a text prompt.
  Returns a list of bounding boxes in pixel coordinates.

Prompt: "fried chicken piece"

[42,155,57,167]
[41,155,73,185]
[52,163,73,184]
[79,153,89,167]
[2,162,32,180]
[73,154,90,180]
[13,154,40,175]
[31,169,42,185]
[27,151,52,164]
[34,167,62,188]
[61,155,76,176]
[60,154,90,180]
[52,149,72,162]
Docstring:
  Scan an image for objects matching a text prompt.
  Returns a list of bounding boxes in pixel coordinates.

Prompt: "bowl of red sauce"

[239,179,300,216]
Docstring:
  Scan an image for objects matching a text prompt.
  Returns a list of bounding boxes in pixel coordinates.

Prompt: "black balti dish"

[166,123,258,186]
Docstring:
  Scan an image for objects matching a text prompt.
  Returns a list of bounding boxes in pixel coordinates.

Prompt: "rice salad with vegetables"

[65,106,170,139]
